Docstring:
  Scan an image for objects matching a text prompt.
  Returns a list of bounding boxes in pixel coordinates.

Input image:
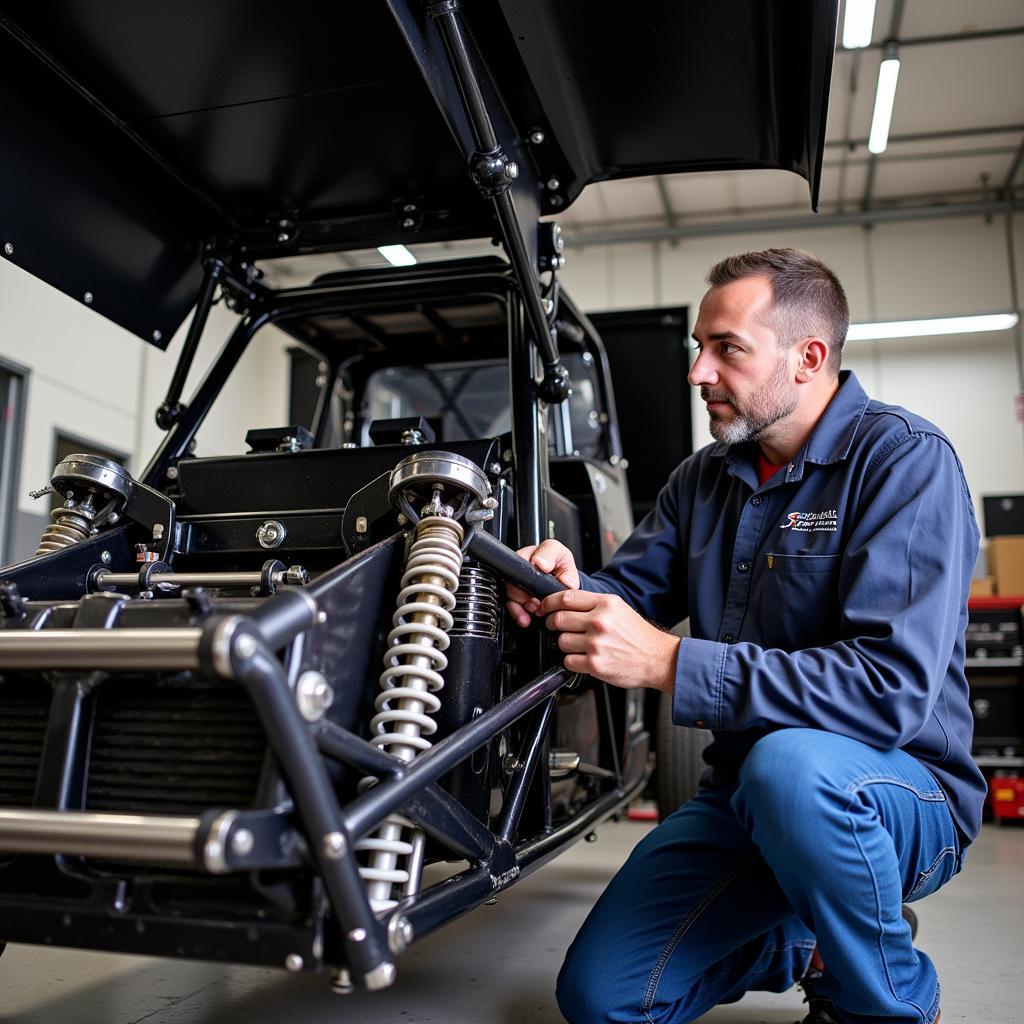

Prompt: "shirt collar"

[708,370,870,481]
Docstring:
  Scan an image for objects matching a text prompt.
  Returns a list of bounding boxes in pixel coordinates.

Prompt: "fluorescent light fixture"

[846,313,1019,342]
[842,0,876,48]
[377,244,417,266]
[868,51,900,154]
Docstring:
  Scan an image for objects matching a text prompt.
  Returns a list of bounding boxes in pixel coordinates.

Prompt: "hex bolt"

[530,130,545,144]
[388,915,414,954]
[546,177,560,191]
[323,831,347,859]
[235,634,257,659]
[297,671,334,722]
[257,520,286,549]
[284,953,304,973]
[166,466,179,480]
[152,330,162,342]
[152,523,165,541]
[506,161,519,179]
[3,241,13,256]
[489,462,502,475]
[100,550,112,565]
[403,203,417,213]
[402,217,415,228]
[355,515,368,534]
[231,828,255,857]
[84,292,94,305]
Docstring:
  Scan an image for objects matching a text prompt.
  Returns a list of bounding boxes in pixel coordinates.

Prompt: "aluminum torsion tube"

[0,810,202,864]
[0,628,203,670]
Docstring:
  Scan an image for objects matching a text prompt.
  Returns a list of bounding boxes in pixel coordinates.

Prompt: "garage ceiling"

[266,0,1023,281]
[562,0,1024,245]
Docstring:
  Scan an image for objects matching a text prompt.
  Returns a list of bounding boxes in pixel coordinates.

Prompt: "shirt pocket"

[760,553,842,651]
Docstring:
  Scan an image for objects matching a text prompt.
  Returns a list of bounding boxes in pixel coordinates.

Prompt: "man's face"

[688,277,799,445]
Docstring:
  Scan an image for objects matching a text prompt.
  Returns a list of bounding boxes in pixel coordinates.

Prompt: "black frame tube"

[155,257,225,429]
[142,309,271,488]
[425,2,567,398]
[342,667,571,840]
[496,695,556,844]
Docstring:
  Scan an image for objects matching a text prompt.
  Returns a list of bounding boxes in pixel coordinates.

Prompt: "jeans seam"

[640,851,760,1013]
[844,788,931,1021]
[908,845,957,898]
[846,774,946,802]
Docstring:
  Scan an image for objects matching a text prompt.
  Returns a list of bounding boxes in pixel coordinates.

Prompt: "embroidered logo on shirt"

[780,509,838,532]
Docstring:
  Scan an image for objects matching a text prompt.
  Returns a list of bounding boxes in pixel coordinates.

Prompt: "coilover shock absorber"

[33,455,133,556]
[357,451,494,913]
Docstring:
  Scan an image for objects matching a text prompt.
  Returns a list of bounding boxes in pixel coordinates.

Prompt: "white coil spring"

[357,515,464,912]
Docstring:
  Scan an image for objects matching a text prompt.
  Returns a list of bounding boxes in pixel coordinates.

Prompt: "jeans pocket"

[907,845,958,901]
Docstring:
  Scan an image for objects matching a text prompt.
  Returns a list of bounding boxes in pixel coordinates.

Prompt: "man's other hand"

[505,540,580,628]
[538,590,679,694]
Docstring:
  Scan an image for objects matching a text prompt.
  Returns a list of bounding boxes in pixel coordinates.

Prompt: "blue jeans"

[557,728,963,1024]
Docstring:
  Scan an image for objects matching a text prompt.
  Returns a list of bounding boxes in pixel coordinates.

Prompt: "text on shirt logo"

[780,509,838,533]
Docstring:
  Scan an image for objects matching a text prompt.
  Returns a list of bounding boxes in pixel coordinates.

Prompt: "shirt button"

[737,561,750,573]
[722,633,734,643]
[751,496,762,506]
[695,719,706,729]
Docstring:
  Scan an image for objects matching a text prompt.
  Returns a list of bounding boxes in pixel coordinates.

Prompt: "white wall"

[558,214,1024,537]
[0,256,291,554]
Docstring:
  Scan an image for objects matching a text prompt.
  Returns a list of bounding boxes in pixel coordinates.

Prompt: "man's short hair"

[706,248,849,375]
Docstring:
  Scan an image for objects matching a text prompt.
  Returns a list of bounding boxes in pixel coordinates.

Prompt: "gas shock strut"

[356,451,494,913]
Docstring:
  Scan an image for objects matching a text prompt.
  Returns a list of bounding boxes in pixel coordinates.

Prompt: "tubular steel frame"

[0,1,648,989]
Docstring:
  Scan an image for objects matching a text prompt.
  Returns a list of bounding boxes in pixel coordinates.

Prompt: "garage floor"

[1,819,1018,1024]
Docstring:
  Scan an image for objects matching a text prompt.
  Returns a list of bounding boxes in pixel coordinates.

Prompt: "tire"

[655,689,713,820]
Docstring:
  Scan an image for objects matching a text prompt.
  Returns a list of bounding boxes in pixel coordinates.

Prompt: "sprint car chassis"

[0,0,836,995]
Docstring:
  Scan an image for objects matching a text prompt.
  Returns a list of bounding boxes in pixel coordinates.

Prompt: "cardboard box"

[970,576,995,598]
[989,536,1024,596]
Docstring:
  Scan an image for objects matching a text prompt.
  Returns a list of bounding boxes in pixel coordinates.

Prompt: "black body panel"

[0,1,838,343]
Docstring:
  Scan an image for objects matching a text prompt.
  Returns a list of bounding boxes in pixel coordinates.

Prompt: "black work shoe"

[797,968,841,1024]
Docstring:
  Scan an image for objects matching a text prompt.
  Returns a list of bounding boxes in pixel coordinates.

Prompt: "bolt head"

[506,161,519,179]
[348,927,367,942]
[235,634,257,659]
[297,671,334,722]
[403,203,416,212]
[166,466,179,480]
[231,828,255,857]
[257,520,286,549]
[84,292,94,304]
[152,329,162,342]
[3,241,14,257]
[323,831,347,859]
[530,130,545,144]
[546,177,560,190]
[100,550,112,565]
[402,217,415,228]
[284,953,304,972]
[355,515,368,534]
[277,231,290,243]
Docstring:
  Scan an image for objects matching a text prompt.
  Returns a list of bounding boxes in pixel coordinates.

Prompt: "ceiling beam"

[564,200,1014,248]
[1004,135,1024,197]
[824,122,1024,149]
[844,25,1024,51]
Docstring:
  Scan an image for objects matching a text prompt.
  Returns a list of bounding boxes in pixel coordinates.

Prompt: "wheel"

[655,689,713,820]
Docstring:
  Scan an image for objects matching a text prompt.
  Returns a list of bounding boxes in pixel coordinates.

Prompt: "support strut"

[422,0,570,403]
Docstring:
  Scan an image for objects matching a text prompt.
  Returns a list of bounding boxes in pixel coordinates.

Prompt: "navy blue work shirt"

[582,371,986,841]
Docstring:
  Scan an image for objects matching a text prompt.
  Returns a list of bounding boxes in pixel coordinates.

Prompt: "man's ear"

[795,337,829,380]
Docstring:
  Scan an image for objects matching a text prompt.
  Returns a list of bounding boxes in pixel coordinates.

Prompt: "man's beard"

[701,353,798,444]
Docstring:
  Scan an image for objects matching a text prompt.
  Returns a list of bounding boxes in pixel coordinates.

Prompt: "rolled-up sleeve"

[673,432,979,749]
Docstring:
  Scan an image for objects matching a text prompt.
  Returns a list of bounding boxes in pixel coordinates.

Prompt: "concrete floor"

[0,819,1019,1024]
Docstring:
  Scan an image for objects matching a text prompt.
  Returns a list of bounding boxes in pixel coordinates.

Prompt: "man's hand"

[505,539,580,628]
[538,589,679,694]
